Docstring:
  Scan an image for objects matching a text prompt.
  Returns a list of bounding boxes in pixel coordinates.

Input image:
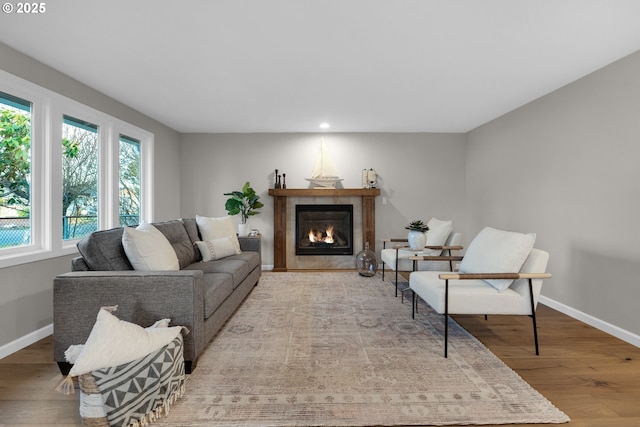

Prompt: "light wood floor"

[1,289,640,426]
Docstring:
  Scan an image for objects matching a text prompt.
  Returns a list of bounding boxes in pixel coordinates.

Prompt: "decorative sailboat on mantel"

[305,138,343,188]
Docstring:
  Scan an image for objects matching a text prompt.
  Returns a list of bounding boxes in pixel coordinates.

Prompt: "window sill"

[0,246,79,269]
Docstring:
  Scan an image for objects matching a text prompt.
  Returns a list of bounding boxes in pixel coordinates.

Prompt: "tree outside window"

[0,93,31,248]
[62,116,99,240]
[119,135,141,226]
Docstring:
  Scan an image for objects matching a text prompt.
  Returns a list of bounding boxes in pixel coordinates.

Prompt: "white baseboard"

[0,323,53,360]
[539,296,640,348]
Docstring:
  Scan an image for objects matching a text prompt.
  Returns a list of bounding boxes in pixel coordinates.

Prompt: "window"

[0,70,154,267]
[0,91,32,249]
[119,135,141,227]
[62,115,99,240]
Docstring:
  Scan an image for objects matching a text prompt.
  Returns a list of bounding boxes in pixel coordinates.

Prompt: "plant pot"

[407,230,427,250]
[238,223,250,237]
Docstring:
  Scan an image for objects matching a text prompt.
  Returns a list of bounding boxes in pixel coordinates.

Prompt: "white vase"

[408,230,427,250]
[238,223,250,237]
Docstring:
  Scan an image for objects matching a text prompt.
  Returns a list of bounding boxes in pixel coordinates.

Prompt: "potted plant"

[224,181,264,236]
[405,220,429,250]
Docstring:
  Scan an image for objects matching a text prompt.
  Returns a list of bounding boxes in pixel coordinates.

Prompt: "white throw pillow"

[459,226,536,292]
[66,307,183,377]
[64,318,173,364]
[122,222,180,271]
[195,237,238,261]
[424,217,453,256]
[196,215,241,254]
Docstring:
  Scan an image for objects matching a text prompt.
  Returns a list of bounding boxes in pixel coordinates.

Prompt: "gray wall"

[179,132,469,266]
[0,43,181,350]
[466,50,640,336]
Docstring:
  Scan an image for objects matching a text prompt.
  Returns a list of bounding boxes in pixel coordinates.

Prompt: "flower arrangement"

[405,220,429,233]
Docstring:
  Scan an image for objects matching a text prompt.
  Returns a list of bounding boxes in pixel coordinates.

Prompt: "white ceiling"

[1,0,640,133]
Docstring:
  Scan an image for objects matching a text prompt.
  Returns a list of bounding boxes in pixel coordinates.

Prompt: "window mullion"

[49,105,64,250]
[103,124,119,229]
[141,134,154,223]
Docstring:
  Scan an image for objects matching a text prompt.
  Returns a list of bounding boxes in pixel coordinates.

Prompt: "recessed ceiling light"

[319,122,330,129]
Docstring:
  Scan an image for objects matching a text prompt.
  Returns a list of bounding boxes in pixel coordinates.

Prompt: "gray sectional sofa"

[53,218,261,374]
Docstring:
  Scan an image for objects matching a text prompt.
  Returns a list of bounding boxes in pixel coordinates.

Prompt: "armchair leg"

[531,313,540,356]
[528,278,540,356]
[444,279,449,358]
[395,269,399,297]
[382,241,388,282]
[411,290,415,319]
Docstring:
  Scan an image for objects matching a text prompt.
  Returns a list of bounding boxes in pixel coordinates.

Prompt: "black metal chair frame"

[411,274,543,358]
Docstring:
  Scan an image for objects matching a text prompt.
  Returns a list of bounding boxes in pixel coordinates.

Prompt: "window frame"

[57,106,105,245]
[117,133,144,228]
[113,123,153,231]
[0,70,154,268]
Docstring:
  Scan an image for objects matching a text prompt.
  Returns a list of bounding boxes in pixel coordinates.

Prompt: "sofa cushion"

[153,220,197,269]
[410,271,532,314]
[228,251,261,272]
[77,228,133,271]
[185,259,249,289]
[180,218,202,262]
[201,273,234,319]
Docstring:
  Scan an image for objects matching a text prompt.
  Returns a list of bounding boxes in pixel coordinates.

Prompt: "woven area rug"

[156,272,569,426]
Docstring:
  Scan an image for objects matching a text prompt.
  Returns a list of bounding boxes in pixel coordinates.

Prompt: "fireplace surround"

[268,188,380,271]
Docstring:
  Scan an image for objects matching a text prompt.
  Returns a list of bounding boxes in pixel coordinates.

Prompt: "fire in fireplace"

[296,204,353,255]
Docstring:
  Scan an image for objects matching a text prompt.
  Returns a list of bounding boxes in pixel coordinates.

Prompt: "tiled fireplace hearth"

[268,188,380,271]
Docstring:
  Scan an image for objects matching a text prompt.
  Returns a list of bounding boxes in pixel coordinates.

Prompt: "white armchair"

[381,234,463,297]
[381,217,462,296]
[409,227,551,357]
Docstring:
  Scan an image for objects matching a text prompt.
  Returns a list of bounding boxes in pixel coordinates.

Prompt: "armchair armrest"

[398,245,463,251]
[409,255,464,262]
[393,245,464,252]
[408,254,464,272]
[382,238,408,249]
[427,245,463,251]
[438,272,552,280]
